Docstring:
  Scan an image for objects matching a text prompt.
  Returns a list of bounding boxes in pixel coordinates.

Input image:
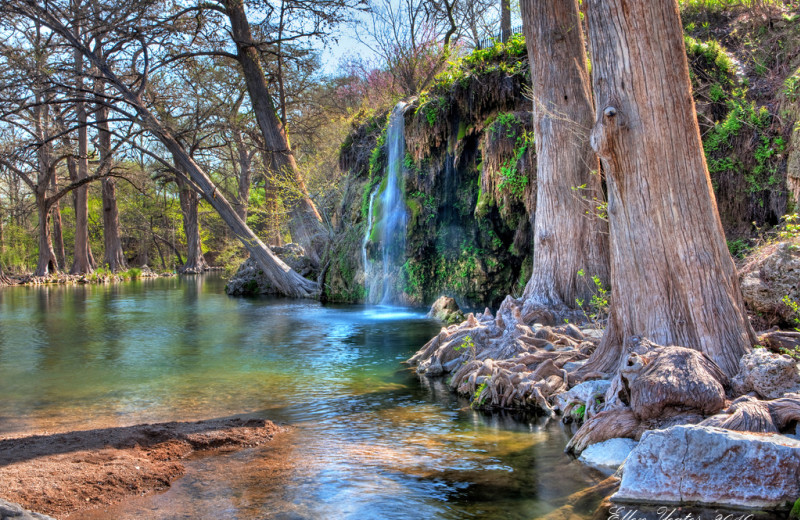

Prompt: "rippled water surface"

[0,275,609,519]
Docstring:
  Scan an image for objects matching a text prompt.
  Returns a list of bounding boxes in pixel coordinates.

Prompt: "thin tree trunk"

[33,99,58,277]
[500,0,512,42]
[50,174,66,269]
[520,0,609,319]
[0,263,11,285]
[233,130,252,222]
[70,42,92,274]
[223,0,323,264]
[96,70,127,272]
[175,172,208,273]
[34,197,58,277]
[581,0,756,378]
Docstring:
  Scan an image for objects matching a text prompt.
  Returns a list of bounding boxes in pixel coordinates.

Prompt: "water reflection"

[0,276,608,519]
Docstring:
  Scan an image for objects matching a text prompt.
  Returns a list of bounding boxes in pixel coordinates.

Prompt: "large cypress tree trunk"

[175,173,208,273]
[96,76,127,272]
[70,44,93,274]
[223,0,323,264]
[581,0,756,377]
[520,0,609,320]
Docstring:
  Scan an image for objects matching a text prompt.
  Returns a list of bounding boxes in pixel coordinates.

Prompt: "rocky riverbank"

[0,417,285,518]
[413,289,800,512]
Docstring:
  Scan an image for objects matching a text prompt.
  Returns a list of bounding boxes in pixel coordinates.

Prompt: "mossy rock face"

[320,211,368,304]
[326,18,798,307]
[791,496,800,519]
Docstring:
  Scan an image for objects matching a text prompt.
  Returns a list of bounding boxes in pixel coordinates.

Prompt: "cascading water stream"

[363,101,408,305]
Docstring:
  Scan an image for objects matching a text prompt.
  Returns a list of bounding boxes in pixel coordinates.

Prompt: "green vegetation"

[779,213,800,241]
[576,269,610,323]
[727,238,753,258]
[454,335,476,361]
[415,93,449,127]
[472,380,490,409]
[685,36,738,88]
[571,404,586,421]
[431,33,528,93]
[485,114,533,200]
[785,68,800,102]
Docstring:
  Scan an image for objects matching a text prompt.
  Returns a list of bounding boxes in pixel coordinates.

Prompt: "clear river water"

[0,274,612,519]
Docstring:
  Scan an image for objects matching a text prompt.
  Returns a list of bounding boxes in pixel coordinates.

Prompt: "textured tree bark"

[70,44,93,275]
[581,0,756,377]
[500,0,512,42]
[520,0,609,319]
[223,0,323,264]
[96,75,127,272]
[175,172,208,273]
[0,264,11,285]
[50,174,66,269]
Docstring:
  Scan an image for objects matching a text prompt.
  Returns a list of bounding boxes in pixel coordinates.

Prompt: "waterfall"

[363,101,408,305]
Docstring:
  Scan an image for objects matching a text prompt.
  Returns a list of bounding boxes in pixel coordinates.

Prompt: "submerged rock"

[427,296,465,325]
[225,244,317,296]
[732,348,800,399]
[0,499,54,520]
[578,437,637,471]
[614,425,800,509]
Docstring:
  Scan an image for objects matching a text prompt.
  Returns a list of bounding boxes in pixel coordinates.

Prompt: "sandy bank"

[0,417,286,518]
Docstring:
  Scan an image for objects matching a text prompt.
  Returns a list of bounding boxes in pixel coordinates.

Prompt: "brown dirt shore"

[0,417,286,518]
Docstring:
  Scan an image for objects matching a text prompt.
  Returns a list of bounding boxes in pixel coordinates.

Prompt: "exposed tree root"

[564,409,641,455]
[410,297,800,460]
[408,296,600,413]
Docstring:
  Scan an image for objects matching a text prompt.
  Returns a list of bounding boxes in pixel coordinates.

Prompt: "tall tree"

[581,0,756,377]
[174,166,208,273]
[519,0,609,321]
[49,170,66,268]
[33,97,60,276]
[94,44,127,272]
[69,12,93,275]
[220,0,324,264]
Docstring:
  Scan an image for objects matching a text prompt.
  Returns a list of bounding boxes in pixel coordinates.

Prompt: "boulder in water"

[427,296,465,325]
[614,425,800,509]
[225,244,317,296]
[578,437,637,471]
